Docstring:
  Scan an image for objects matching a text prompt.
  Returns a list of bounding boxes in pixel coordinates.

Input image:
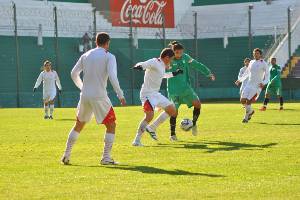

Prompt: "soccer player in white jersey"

[236,48,270,123]
[132,48,183,146]
[33,60,62,119]
[61,32,126,165]
[236,58,250,95]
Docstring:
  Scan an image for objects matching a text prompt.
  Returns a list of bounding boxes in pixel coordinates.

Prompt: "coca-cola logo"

[120,0,167,25]
[110,0,174,28]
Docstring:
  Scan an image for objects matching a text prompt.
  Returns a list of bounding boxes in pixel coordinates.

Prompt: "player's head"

[253,48,263,60]
[169,41,184,59]
[244,58,251,67]
[43,60,52,72]
[160,48,175,69]
[96,32,110,50]
[271,57,276,65]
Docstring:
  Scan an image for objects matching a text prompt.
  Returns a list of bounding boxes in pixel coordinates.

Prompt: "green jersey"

[269,64,281,87]
[167,53,212,95]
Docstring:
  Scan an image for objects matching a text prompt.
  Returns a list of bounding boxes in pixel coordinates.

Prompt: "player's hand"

[235,80,240,86]
[172,69,183,76]
[119,98,126,106]
[132,64,143,71]
[33,88,36,93]
[210,74,215,81]
[259,83,264,89]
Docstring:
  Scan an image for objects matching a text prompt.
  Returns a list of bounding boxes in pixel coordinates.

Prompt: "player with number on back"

[33,60,62,120]
[132,48,183,146]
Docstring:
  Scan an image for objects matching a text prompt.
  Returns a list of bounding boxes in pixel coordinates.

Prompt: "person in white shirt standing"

[236,48,270,123]
[61,32,126,165]
[132,48,183,146]
[236,58,251,95]
[33,60,62,119]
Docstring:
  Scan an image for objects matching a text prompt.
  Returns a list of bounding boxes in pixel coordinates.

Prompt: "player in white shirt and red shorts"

[236,48,270,123]
[132,48,183,146]
[61,32,126,165]
[33,60,62,119]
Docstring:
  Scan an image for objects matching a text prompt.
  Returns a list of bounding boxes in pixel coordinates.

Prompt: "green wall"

[192,0,261,6]
[1,35,298,108]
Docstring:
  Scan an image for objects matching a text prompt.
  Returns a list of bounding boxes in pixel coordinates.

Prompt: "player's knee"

[105,122,116,133]
[144,112,154,122]
[74,120,85,133]
[44,102,49,106]
[165,104,177,117]
[240,98,246,104]
[192,100,201,109]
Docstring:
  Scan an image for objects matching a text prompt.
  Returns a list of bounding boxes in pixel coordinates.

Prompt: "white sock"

[44,105,49,116]
[244,104,252,120]
[50,104,54,116]
[134,120,148,143]
[102,133,115,160]
[149,112,169,130]
[64,129,79,158]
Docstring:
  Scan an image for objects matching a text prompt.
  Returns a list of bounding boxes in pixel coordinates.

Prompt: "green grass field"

[0,103,300,200]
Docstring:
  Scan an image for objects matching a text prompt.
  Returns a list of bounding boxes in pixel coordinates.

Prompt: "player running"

[61,32,126,165]
[132,48,183,146]
[33,60,62,119]
[260,57,284,111]
[236,48,270,123]
[235,58,251,96]
[147,41,215,141]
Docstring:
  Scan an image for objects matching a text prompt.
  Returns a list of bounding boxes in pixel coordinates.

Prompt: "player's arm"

[108,54,125,105]
[71,56,84,90]
[33,72,43,92]
[269,68,281,84]
[54,71,62,92]
[163,69,183,79]
[261,62,270,88]
[133,59,154,71]
[235,68,249,85]
[186,54,214,79]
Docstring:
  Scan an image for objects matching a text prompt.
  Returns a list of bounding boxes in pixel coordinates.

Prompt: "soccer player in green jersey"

[147,41,215,141]
[260,57,284,111]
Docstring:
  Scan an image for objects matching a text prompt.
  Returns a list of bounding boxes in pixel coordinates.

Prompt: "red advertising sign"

[110,0,175,28]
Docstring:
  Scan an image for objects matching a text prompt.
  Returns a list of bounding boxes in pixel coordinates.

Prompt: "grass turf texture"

[0,103,299,200]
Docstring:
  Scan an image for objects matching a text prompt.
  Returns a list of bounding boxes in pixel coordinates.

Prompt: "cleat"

[44,115,49,119]
[259,106,266,111]
[132,141,144,147]
[248,110,255,121]
[145,126,158,141]
[242,119,248,123]
[61,156,70,165]
[170,135,178,142]
[49,116,53,119]
[279,107,283,111]
[100,158,119,165]
[192,125,198,136]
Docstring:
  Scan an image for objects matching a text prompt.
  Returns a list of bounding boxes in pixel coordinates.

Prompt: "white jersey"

[71,47,124,99]
[238,66,249,93]
[34,70,62,93]
[137,58,173,97]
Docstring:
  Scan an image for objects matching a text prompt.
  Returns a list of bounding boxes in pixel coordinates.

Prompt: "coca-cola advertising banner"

[110,0,175,28]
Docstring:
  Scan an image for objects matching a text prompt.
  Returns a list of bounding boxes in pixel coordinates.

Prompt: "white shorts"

[241,86,259,101]
[76,96,116,124]
[140,92,173,112]
[43,91,56,102]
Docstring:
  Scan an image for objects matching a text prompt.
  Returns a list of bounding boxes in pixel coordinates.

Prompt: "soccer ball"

[180,118,193,131]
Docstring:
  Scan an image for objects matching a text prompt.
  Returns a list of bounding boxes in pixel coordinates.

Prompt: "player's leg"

[260,84,272,111]
[43,97,50,119]
[49,99,55,119]
[146,94,176,140]
[61,98,92,165]
[133,99,154,146]
[191,99,201,136]
[278,86,283,110]
[168,95,180,141]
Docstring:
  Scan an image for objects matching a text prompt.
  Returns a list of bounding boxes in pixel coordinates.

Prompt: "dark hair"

[96,32,110,46]
[169,40,184,51]
[253,48,262,55]
[160,48,175,58]
[244,58,251,63]
[271,57,276,61]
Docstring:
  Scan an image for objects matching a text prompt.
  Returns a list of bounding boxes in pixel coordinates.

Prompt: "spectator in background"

[82,32,91,52]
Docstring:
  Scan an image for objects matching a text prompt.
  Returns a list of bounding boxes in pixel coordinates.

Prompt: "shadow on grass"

[254,122,300,126]
[55,118,75,121]
[152,141,277,153]
[67,164,225,177]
